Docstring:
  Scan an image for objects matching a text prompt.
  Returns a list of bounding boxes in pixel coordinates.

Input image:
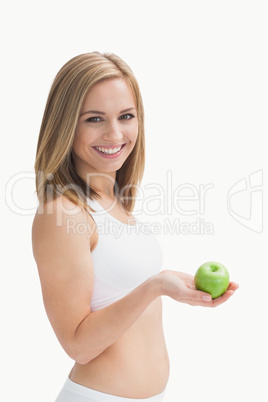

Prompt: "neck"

[86,172,117,199]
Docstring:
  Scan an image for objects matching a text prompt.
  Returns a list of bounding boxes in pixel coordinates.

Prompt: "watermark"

[134,171,214,217]
[227,169,263,233]
[5,170,215,236]
[6,169,264,235]
[5,170,213,212]
[5,171,37,216]
[66,217,214,238]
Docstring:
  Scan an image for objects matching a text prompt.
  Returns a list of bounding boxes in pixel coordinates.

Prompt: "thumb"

[184,286,212,302]
[199,291,212,302]
[191,289,212,302]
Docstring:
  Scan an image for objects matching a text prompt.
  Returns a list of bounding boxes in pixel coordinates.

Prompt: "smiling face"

[72,78,138,185]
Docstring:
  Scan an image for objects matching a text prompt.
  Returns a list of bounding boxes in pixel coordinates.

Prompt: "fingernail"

[202,295,212,301]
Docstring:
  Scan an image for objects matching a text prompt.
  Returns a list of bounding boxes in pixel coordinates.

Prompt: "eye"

[86,116,102,123]
[119,113,135,120]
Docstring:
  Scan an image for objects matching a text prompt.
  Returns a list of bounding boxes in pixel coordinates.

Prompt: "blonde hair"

[34,52,145,213]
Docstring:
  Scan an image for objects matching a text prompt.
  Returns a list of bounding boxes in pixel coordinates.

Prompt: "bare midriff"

[69,297,170,399]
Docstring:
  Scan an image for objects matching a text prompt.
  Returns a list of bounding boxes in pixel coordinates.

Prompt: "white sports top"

[87,198,163,311]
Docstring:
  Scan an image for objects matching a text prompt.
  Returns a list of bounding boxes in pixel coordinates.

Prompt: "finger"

[211,289,234,306]
[189,284,238,307]
[228,281,239,291]
[190,289,212,303]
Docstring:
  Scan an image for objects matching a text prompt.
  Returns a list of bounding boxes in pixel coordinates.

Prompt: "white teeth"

[96,146,122,155]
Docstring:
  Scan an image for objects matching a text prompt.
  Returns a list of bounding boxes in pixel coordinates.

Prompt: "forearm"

[72,275,162,364]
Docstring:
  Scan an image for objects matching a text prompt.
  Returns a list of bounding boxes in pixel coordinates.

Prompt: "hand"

[158,270,239,307]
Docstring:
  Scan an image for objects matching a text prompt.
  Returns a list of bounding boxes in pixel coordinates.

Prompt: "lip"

[94,144,125,149]
[92,143,126,159]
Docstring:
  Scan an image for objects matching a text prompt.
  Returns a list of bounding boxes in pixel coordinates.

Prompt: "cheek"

[72,133,91,159]
[72,128,96,151]
[72,134,83,155]
[129,122,139,142]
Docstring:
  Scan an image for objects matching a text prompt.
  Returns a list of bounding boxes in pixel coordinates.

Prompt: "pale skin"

[32,78,239,399]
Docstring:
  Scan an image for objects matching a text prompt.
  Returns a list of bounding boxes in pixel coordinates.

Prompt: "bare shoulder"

[32,195,97,262]
[32,195,94,228]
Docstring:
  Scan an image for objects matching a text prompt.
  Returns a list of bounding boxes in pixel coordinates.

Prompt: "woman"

[32,52,238,402]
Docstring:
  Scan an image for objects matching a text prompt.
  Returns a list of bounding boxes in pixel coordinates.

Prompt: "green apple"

[194,261,230,299]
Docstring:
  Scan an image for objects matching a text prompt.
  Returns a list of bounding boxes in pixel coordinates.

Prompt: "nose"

[102,120,124,143]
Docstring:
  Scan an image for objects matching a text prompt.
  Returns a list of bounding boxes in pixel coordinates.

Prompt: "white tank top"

[87,198,163,311]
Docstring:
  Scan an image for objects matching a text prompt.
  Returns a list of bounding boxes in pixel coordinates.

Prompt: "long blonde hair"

[34,52,145,213]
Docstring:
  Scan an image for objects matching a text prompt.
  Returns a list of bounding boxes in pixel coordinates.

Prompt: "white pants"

[55,377,166,402]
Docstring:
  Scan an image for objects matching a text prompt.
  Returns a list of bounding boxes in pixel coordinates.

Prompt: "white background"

[1,1,267,401]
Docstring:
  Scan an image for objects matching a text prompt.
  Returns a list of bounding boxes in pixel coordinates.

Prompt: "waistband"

[62,377,166,401]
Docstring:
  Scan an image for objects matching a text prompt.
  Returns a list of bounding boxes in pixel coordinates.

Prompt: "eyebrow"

[80,107,136,117]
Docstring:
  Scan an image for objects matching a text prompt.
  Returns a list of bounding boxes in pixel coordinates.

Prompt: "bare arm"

[71,272,238,364]
[32,197,238,365]
[73,276,160,364]
[32,197,162,365]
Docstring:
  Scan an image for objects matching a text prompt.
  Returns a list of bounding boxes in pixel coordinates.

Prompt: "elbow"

[59,321,104,365]
[66,345,93,365]
[64,342,98,365]
[74,352,94,366]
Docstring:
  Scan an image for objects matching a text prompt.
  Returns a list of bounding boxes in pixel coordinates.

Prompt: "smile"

[93,144,126,158]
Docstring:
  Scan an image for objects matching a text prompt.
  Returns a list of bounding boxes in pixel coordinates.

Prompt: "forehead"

[82,78,136,110]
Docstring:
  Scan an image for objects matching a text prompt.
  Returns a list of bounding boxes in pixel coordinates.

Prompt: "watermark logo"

[5,169,264,234]
[5,170,215,236]
[227,169,263,233]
